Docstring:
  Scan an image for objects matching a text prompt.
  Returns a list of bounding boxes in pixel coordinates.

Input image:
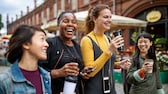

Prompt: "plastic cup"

[144,59,154,73]
[63,81,76,94]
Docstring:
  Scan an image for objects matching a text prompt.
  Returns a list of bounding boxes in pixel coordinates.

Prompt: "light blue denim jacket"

[0,61,51,94]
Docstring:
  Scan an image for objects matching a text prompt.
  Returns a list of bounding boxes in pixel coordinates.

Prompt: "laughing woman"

[126,32,165,94]
[0,25,51,94]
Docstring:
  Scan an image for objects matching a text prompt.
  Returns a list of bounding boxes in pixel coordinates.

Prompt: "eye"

[103,15,111,19]
[62,19,69,23]
[72,20,77,24]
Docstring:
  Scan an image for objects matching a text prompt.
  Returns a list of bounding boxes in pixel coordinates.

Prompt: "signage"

[146,10,161,22]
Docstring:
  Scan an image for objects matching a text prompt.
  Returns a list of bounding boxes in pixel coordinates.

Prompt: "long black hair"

[132,32,157,72]
[5,24,46,63]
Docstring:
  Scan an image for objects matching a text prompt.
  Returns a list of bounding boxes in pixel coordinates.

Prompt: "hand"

[51,62,79,78]
[142,62,153,73]
[119,59,131,70]
[107,35,124,52]
[62,62,79,76]
[80,66,96,79]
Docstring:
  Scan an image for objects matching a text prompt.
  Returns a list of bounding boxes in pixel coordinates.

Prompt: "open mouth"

[66,29,73,32]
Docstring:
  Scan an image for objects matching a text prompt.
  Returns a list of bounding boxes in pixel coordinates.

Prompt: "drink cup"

[63,81,77,94]
[144,59,154,73]
[113,30,124,52]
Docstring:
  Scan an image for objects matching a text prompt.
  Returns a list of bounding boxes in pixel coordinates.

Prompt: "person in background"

[0,25,51,94]
[126,32,165,94]
[80,4,131,94]
[40,11,90,94]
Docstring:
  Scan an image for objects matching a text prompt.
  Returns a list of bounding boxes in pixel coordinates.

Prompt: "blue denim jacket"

[0,61,51,94]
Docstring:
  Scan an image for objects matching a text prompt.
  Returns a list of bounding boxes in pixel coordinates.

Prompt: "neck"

[93,28,104,34]
[19,53,38,71]
[60,36,73,46]
[140,52,147,58]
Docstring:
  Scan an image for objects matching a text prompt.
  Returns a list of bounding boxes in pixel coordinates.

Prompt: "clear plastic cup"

[144,59,154,73]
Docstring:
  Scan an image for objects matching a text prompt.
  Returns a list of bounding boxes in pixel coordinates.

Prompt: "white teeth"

[43,50,47,53]
[67,29,73,32]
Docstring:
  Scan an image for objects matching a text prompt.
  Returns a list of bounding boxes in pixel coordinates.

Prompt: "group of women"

[0,3,165,94]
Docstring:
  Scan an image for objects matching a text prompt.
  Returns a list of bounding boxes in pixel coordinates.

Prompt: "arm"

[80,36,112,77]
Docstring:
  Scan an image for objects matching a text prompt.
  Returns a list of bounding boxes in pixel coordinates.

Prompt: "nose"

[44,41,49,48]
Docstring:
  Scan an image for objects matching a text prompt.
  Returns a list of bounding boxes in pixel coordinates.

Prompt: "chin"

[39,56,47,60]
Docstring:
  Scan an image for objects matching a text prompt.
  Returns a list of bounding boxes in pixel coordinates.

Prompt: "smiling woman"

[0,24,51,94]
[39,11,89,94]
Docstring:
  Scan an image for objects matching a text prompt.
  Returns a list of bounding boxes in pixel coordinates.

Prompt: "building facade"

[6,0,168,51]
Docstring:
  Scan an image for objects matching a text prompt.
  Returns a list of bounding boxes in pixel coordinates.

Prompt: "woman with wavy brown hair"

[80,4,131,94]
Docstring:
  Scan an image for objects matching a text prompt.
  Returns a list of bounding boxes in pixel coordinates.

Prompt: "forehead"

[138,37,150,41]
[61,13,76,19]
[33,31,45,37]
[99,9,112,15]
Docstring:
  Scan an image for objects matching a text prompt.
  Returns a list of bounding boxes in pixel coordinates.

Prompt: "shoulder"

[0,71,12,87]
[0,71,11,81]
[80,35,92,44]
[47,36,58,45]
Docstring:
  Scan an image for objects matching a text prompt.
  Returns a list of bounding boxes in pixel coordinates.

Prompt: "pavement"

[0,65,167,94]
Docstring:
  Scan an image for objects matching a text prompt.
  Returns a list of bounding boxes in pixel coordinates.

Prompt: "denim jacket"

[0,61,51,94]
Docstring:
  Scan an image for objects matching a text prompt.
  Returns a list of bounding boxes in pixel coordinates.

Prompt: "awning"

[41,19,57,31]
[74,11,147,31]
[41,11,147,32]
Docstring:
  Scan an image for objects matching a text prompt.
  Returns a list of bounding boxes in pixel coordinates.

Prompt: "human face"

[26,31,49,60]
[137,37,152,55]
[94,9,112,32]
[59,13,77,40]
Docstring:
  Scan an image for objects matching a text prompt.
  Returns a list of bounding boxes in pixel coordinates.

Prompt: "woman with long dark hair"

[127,32,165,94]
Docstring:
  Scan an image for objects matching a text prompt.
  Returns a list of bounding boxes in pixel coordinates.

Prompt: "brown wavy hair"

[85,4,111,34]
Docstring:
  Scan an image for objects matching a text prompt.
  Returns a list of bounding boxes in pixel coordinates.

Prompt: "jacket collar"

[10,60,49,82]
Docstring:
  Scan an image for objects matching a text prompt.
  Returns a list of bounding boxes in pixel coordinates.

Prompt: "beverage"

[63,76,77,94]
[113,30,124,52]
[144,59,154,73]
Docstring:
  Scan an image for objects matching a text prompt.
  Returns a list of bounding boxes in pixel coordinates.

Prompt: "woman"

[80,4,130,94]
[40,11,89,94]
[126,32,165,94]
[0,25,51,94]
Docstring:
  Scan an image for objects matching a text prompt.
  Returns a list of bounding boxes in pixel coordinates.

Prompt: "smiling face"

[25,31,49,60]
[58,12,77,40]
[93,9,112,32]
[137,37,152,55]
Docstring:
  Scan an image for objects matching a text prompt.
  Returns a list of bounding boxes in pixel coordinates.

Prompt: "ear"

[92,16,96,23]
[150,41,153,46]
[22,42,30,50]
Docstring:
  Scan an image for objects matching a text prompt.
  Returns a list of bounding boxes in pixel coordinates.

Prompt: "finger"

[68,62,79,66]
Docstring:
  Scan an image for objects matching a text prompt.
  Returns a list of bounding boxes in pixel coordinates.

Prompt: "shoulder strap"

[87,36,102,60]
[53,49,64,69]
[52,37,64,69]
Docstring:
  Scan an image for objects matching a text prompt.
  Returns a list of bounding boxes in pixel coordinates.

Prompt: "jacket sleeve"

[0,72,12,94]
[126,59,145,84]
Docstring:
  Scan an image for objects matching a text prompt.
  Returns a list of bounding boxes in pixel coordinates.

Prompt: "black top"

[39,36,83,94]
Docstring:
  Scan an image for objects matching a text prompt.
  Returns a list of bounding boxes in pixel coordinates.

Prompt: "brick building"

[6,0,168,51]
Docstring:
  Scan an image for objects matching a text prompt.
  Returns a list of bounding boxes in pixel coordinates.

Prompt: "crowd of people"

[0,4,165,94]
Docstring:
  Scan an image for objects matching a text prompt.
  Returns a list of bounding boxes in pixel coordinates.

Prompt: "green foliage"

[131,31,138,43]
[154,37,168,44]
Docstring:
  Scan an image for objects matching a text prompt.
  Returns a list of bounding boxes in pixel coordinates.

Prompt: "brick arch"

[123,0,168,18]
